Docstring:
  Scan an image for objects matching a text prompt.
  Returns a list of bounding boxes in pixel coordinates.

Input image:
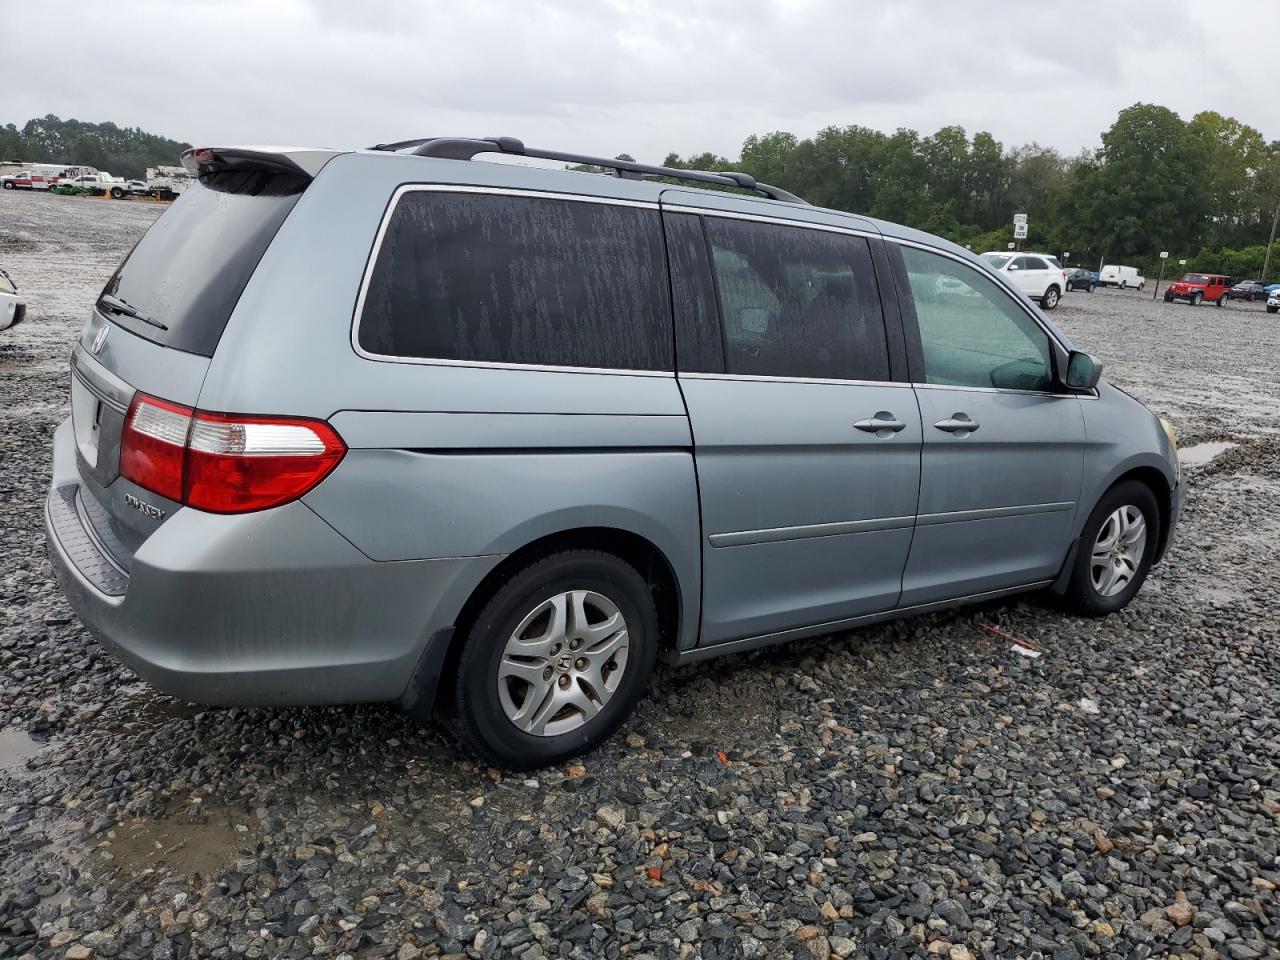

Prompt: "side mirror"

[1064,351,1103,391]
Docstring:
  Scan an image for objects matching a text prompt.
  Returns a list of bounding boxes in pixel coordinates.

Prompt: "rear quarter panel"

[197,154,703,649]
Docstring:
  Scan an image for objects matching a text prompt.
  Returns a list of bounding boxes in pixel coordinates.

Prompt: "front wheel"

[447,549,658,769]
[1062,481,1160,617]
[1190,292,1202,306]
[1267,305,1278,314]
[1041,286,1060,310]
[109,186,124,199]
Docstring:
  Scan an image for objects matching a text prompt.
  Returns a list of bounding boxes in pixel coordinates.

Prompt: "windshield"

[98,170,307,356]
[1183,274,1208,284]
[981,253,1011,269]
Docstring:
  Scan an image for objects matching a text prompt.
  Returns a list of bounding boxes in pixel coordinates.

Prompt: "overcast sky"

[9,0,1275,163]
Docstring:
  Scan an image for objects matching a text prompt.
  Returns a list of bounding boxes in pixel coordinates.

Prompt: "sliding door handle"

[934,413,980,436]
[854,412,906,438]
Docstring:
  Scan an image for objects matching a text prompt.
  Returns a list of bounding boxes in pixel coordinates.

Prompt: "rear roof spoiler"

[181,146,345,180]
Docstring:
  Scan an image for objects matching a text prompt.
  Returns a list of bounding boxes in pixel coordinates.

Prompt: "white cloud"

[9,0,1276,166]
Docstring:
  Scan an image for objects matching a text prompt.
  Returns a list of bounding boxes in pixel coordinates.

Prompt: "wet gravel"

[2,190,1279,959]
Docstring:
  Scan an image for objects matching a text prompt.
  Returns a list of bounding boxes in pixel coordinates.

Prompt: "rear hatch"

[68,160,315,568]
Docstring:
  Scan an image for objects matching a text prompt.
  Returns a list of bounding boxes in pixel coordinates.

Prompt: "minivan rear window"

[356,191,672,371]
[98,171,307,357]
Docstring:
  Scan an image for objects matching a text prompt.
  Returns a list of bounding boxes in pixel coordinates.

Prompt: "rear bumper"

[45,418,500,707]
[0,296,23,331]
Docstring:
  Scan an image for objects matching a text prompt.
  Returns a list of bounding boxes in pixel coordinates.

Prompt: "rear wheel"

[1118,280,1126,290]
[1062,481,1160,617]
[1041,286,1060,310]
[1,181,12,190]
[448,549,658,769]
[1216,294,1227,307]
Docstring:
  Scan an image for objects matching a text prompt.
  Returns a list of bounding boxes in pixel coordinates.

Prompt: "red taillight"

[119,394,346,514]
[120,395,191,502]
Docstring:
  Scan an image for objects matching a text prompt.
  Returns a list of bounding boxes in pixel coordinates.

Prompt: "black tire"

[1065,281,1074,292]
[1216,294,1227,307]
[448,549,658,769]
[1164,292,1174,303]
[1087,283,1095,293]
[1190,292,1202,306]
[1061,480,1160,617]
[1267,305,1278,314]
[1,181,12,190]
[1041,285,1061,310]
[110,186,124,199]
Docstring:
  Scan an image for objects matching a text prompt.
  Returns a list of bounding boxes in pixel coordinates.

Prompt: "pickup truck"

[57,174,147,199]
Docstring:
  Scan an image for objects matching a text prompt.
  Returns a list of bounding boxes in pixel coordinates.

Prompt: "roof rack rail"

[367,136,806,204]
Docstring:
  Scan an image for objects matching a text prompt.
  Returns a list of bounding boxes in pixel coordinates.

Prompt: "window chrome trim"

[883,234,1071,353]
[680,371,912,388]
[662,203,880,240]
[350,183,672,378]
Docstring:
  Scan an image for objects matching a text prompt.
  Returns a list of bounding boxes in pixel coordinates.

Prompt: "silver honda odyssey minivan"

[46,137,1182,768]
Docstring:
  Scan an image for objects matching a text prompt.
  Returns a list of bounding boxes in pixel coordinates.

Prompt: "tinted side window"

[358,192,672,371]
[663,212,724,373]
[899,246,1054,392]
[703,218,890,381]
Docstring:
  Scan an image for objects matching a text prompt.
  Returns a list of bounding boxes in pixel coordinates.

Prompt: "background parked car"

[1065,268,1097,293]
[1,171,55,191]
[1164,273,1234,306]
[979,251,1065,308]
[1227,280,1268,301]
[1267,293,1279,315]
[0,268,26,331]
[1099,265,1145,289]
[58,173,147,199]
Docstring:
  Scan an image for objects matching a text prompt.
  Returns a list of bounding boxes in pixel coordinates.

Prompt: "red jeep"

[1164,274,1234,307]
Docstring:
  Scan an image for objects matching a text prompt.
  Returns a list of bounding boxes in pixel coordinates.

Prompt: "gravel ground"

[2,190,1278,960]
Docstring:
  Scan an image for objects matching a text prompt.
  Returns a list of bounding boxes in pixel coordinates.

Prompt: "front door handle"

[853,412,907,438]
[934,413,980,436]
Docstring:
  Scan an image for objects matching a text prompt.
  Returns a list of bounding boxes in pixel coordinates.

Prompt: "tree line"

[6,106,1277,280]
[660,104,1280,281]
[0,115,190,182]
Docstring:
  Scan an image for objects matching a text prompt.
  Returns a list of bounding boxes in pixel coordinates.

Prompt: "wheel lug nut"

[575,657,587,670]
[570,639,581,650]
[550,643,561,654]
[543,667,553,680]
[558,675,570,688]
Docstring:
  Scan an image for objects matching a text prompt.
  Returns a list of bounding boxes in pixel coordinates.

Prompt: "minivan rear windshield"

[98,170,307,356]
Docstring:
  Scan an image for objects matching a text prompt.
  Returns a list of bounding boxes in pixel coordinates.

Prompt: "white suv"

[980,252,1066,310]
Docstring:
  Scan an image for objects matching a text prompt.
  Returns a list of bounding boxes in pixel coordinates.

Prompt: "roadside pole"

[1262,200,1279,283]
[1153,251,1168,300]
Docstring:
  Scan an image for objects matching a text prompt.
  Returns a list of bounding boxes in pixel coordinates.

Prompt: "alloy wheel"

[1090,506,1147,597]
[496,590,630,736]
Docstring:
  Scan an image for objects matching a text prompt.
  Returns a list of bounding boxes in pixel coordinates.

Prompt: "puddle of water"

[1179,440,1237,465]
[98,809,253,882]
[0,727,45,776]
